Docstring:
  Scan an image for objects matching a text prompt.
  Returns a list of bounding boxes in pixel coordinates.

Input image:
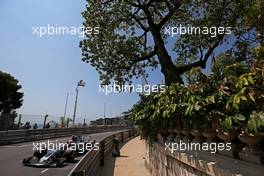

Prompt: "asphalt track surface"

[0,130,124,176]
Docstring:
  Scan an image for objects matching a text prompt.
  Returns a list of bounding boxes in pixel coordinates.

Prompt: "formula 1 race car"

[23,135,96,167]
[67,135,85,145]
[22,148,75,167]
[67,135,92,155]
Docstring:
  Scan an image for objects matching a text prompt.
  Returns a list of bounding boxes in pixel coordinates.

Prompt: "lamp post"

[72,80,85,126]
[63,92,69,119]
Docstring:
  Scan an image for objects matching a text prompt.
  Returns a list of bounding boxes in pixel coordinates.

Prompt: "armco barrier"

[0,125,129,145]
[68,129,135,176]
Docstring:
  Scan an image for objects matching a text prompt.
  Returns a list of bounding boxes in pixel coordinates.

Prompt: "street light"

[72,80,85,126]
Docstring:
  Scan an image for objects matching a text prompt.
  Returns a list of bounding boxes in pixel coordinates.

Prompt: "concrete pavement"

[99,136,150,176]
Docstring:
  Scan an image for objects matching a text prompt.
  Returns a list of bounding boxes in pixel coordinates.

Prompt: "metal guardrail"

[0,125,129,145]
[69,129,135,176]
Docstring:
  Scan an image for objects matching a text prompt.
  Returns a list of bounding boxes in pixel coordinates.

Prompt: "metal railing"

[0,125,129,145]
[68,129,135,176]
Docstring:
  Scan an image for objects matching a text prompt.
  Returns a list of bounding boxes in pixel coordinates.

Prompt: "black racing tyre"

[56,159,63,167]
[63,150,75,162]
[22,158,28,164]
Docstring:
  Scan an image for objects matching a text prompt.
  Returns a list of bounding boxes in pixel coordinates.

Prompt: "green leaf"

[162,110,167,118]
[236,114,246,121]
[247,118,258,133]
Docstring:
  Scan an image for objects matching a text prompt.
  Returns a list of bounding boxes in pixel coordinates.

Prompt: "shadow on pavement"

[97,138,131,176]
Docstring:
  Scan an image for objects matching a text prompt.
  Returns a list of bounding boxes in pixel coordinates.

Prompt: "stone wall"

[144,141,264,176]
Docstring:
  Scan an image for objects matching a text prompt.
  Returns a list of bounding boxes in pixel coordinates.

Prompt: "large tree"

[0,70,23,130]
[80,0,261,85]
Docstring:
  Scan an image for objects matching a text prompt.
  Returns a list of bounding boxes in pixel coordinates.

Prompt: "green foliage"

[245,111,264,134]
[219,116,233,132]
[130,45,264,138]
[0,71,24,130]
[0,71,23,113]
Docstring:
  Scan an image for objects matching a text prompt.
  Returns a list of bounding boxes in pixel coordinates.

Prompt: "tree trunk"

[160,58,183,85]
[152,30,183,85]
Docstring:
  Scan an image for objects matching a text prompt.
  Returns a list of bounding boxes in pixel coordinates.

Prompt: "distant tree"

[80,0,261,85]
[0,70,23,130]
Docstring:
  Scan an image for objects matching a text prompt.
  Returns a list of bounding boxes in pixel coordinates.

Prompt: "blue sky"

[0,0,232,124]
[0,0,162,123]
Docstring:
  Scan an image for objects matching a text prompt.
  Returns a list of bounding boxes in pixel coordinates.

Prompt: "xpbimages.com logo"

[98,83,166,95]
[32,140,100,153]
[165,141,232,154]
[32,24,100,37]
[164,24,232,38]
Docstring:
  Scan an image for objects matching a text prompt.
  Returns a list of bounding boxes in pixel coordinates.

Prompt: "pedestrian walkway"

[99,136,150,176]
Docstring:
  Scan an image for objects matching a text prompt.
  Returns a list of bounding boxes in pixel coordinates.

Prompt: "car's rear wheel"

[56,158,64,167]
[63,150,75,162]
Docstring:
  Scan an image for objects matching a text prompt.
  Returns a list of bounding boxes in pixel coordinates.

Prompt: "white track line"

[40,169,49,174]
[17,144,30,147]
[0,144,30,148]
[0,145,14,147]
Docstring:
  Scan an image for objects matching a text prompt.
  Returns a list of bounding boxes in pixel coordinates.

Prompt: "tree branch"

[120,49,157,71]
[157,0,181,29]
[135,49,157,62]
[176,34,224,73]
